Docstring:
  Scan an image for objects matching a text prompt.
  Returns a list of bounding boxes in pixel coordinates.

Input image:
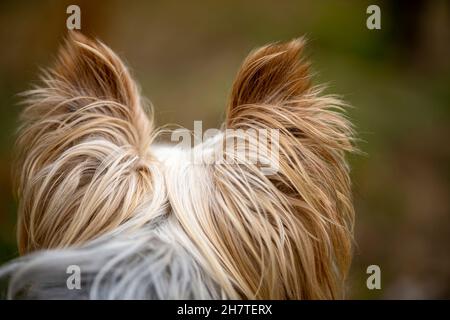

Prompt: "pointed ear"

[56,32,138,107]
[51,31,151,132]
[226,38,310,124]
[20,31,153,148]
[15,32,155,253]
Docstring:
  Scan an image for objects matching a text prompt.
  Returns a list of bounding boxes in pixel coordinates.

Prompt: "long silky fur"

[0,32,355,299]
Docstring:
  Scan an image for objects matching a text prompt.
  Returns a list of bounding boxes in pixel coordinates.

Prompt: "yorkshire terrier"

[0,32,355,299]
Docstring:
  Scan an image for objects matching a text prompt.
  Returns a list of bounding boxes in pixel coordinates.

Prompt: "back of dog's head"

[3,32,355,299]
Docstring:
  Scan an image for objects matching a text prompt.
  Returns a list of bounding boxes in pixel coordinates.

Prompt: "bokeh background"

[0,0,449,299]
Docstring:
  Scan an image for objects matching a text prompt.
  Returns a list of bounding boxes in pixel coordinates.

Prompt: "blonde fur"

[4,32,354,299]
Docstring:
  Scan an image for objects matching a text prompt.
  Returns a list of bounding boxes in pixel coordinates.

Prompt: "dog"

[0,32,355,299]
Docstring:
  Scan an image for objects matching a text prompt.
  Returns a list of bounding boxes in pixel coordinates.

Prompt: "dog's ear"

[15,32,156,253]
[55,32,141,112]
[226,38,310,124]
[200,39,355,298]
[45,31,152,143]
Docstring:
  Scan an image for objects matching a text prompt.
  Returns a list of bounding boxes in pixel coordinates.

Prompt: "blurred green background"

[0,0,449,299]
